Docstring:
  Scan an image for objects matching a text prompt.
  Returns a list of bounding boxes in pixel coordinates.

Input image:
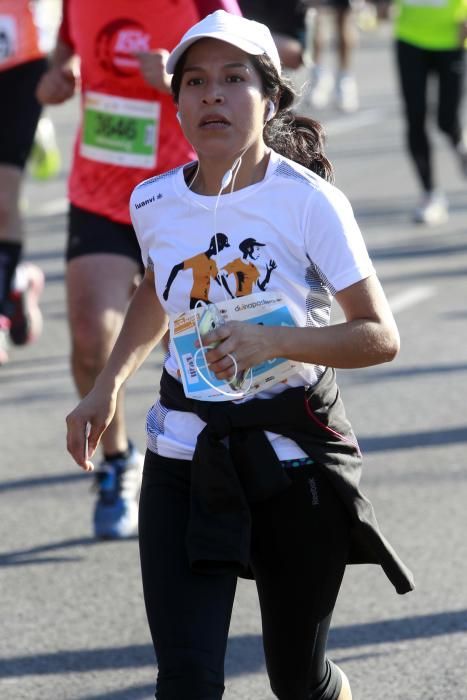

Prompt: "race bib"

[170,292,303,402]
[81,91,159,168]
[0,16,18,63]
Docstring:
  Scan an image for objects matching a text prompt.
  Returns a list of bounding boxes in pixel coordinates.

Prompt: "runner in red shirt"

[0,0,53,365]
[36,0,241,540]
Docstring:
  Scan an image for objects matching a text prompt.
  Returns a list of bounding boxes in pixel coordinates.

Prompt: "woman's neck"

[188,144,271,195]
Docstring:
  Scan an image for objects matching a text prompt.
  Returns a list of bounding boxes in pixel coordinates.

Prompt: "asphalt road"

[1,22,467,700]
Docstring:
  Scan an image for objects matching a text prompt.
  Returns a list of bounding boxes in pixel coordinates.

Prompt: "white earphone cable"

[181,148,254,398]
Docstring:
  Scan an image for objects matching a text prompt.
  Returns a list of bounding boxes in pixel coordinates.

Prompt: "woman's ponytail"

[251,55,334,183]
[265,112,334,182]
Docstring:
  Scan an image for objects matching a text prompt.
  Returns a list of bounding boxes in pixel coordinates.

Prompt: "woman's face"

[177,38,269,161]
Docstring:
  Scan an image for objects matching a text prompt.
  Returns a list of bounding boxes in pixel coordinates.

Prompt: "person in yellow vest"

[394,0,467,224]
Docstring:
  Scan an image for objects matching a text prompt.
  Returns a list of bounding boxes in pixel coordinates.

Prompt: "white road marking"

[388,286,435,314]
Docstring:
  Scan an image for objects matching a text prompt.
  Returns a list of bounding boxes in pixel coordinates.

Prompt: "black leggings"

[396,39,465,192]
[138,450,350,700]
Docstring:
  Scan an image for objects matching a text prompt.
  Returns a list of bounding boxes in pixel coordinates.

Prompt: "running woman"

[66,11,414,698]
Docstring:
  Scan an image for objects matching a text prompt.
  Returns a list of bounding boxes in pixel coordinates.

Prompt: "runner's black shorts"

[318,0,353,10]
[0,57,48,169]
[66,203,144,268]
[240,0,307,43]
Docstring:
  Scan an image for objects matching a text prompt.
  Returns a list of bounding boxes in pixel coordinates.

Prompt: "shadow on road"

[343,361,467,385]
[1,609,466,681]
[359,425,467,452]
[0,472,87,493]
[380,265,467,284]
[369,239,467,262]
[0,535,113,567]
[76,685,156,700]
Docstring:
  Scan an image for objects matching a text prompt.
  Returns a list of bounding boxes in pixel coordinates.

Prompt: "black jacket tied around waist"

[158,368,414,594]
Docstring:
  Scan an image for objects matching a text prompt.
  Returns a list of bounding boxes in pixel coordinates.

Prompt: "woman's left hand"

[200,321,274,382]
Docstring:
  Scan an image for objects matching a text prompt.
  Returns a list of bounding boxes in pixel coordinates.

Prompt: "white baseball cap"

[166,10,282,76]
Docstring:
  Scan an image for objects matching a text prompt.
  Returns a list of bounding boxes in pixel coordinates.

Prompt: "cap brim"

[167,32,269,74]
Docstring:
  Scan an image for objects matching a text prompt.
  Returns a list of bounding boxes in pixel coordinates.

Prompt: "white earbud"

[221,170,233,189]
[220,155,242,190]
[176,112,182,124]
[265,100,275,122]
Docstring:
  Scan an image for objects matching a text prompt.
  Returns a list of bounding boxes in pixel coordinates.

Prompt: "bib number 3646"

[81,91,160,168]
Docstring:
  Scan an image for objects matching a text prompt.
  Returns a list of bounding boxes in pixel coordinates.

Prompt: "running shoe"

[93,443,144,539]
[335,74,359,113]
[9,263,45,346]
[413,192,449,226]
[0,315,10,365]
[308,66,334,109]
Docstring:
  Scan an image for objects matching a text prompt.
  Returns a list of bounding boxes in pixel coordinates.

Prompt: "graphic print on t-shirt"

[163,233,231,309]
[221,237,277,297]
[162,234,277,308]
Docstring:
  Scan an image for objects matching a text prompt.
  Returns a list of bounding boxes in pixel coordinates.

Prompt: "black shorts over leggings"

[139,450,350,700]
[0,58,48,169]
[66,204,143,266]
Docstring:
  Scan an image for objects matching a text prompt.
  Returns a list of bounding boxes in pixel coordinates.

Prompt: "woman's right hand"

[66,387,117,472]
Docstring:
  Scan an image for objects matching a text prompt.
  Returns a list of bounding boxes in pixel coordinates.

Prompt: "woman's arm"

[66,268,168,470]
[203,275,400,380]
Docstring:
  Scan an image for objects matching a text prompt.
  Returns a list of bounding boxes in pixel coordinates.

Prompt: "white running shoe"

[308,66,334,109]
[413,192,449,226]
[335,74,359,113]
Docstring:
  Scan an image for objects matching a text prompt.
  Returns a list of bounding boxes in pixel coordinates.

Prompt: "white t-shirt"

[130,149,375,461]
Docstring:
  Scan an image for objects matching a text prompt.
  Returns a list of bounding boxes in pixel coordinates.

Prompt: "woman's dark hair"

[171,51,334,183]
[251,55,334,183]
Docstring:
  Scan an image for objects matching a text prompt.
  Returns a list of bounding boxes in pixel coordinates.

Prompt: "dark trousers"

[396,39,465,192]
[138,450,350,700]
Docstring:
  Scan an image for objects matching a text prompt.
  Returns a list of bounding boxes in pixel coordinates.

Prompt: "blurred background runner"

[394,0,467,225]
[308,0,360,112]
[0,0,59,366]
[239,0,308,69]
[36,0,241,541]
